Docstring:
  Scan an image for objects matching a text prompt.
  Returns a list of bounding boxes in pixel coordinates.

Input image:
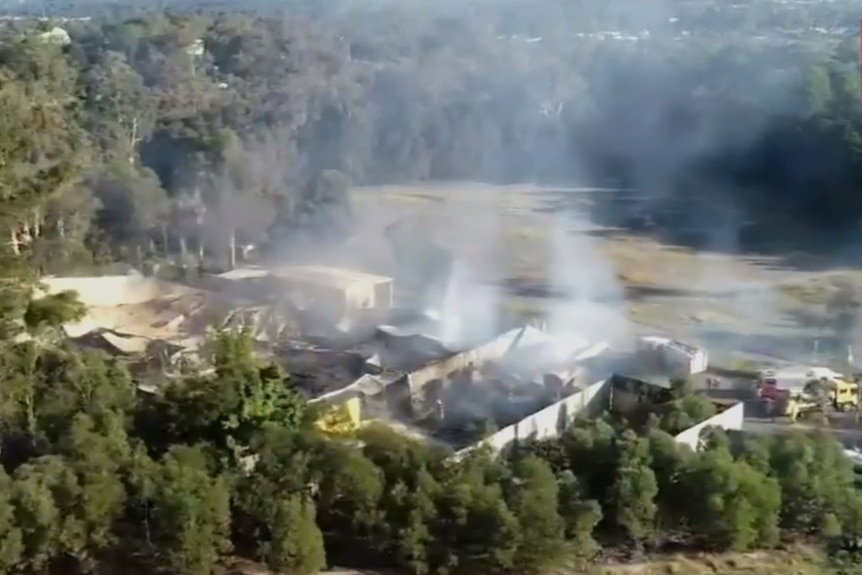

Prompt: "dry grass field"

[228,545,837,575]
[349,183,862,370]
[590,545,833,575]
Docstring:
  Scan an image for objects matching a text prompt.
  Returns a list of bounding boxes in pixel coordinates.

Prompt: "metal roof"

[215,265,393,290]
[639,335,703,357]
[273,265,393,289]
[215,267,270,280]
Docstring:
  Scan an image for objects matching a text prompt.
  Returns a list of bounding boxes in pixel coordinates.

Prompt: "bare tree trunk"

[9,228,19,255]
[197,233,204,263]
[129,117,139,165]
[20,222,32,246]
[161,225,168,257]
[32,209,41,239]
[229,228,236,270]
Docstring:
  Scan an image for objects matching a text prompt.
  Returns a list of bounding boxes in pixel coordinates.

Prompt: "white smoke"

[546,204,630,345]
[436,258,500,348]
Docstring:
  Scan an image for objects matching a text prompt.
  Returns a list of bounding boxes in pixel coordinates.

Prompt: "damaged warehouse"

[36,268,739,459]
[453,374,744,460]
[372,325,612,448]
[192,314,617,450]
[636,336,708,378]
[206,265,394,335]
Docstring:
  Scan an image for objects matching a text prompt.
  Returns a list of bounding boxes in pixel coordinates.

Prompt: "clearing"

[349,183,862,371]
[225,545,837,575]
[590,545,834,575]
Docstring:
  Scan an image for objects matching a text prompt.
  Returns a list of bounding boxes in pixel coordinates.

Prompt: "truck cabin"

[757,373,788,401]
[758,383,791,402]
[757,378,810,404]
[758,367,849,399]
[760,375,857,406]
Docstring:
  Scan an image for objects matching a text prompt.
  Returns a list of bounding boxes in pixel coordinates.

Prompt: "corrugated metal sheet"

[274,265,392,289]
[215,265,392,290]
[215,267,270,280]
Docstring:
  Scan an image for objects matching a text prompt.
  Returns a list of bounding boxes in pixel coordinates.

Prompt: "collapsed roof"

[221,305,298,342]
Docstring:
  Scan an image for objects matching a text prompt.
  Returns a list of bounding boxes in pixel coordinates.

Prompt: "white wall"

[673,402,745,450]
[637,336,708,377]
[452,379,610,459]
[690,349,708,374]
[452,376,745,459]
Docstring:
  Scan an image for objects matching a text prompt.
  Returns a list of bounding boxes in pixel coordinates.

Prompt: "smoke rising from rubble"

[546,203,631,348]
[419,190,506,349]
[436,258,501,348]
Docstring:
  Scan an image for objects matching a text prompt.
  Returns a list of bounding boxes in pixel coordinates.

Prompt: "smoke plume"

[545,195,631,347]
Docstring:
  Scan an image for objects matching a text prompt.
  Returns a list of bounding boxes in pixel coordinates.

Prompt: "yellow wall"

[315,396,362,435]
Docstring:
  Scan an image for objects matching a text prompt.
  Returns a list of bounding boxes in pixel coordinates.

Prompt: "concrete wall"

[340,280,387,311]
[407,327,531,395]
[610,384,642,414]
[203,274,274,301]
[374,281,394,310]
[208,269,393,328]
[673,401,745,450]
[609,375,745,451]
[273,266,393,314]
[689,349,709,374]
[39,276,185,306]
[637,336,708,377]
[452,379,610,459]
[609,376,674,414]
[451,373,744,459]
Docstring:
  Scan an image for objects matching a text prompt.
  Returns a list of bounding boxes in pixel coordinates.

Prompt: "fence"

[451,379,610,459]
[451,378,746,459]
[673,402,745,450]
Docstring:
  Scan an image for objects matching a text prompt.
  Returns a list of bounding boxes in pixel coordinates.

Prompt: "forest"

[0,323,861,575]
[1,0,862,573]
[0,0,861,275]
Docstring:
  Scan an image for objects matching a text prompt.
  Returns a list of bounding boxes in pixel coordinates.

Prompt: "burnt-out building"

[394,326,610,448]
[209,265,394,334]
[636,336,708,378]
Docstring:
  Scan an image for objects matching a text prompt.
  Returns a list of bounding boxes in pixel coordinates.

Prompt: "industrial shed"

[273,265,393,312]
[636,336,708,377]
[210,265,394,330]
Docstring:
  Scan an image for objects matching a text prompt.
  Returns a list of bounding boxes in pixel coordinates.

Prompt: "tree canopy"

[0,0,859,274]
[0,328,859,574]
[1,1,862,573]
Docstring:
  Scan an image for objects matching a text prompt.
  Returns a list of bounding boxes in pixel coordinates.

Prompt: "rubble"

[44,269,738,453]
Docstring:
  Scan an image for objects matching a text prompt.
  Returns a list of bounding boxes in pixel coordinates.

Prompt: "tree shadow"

[531,188,862,272]
[496,276,705,302]
[698,326,844,366]
[496,275,773,303]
